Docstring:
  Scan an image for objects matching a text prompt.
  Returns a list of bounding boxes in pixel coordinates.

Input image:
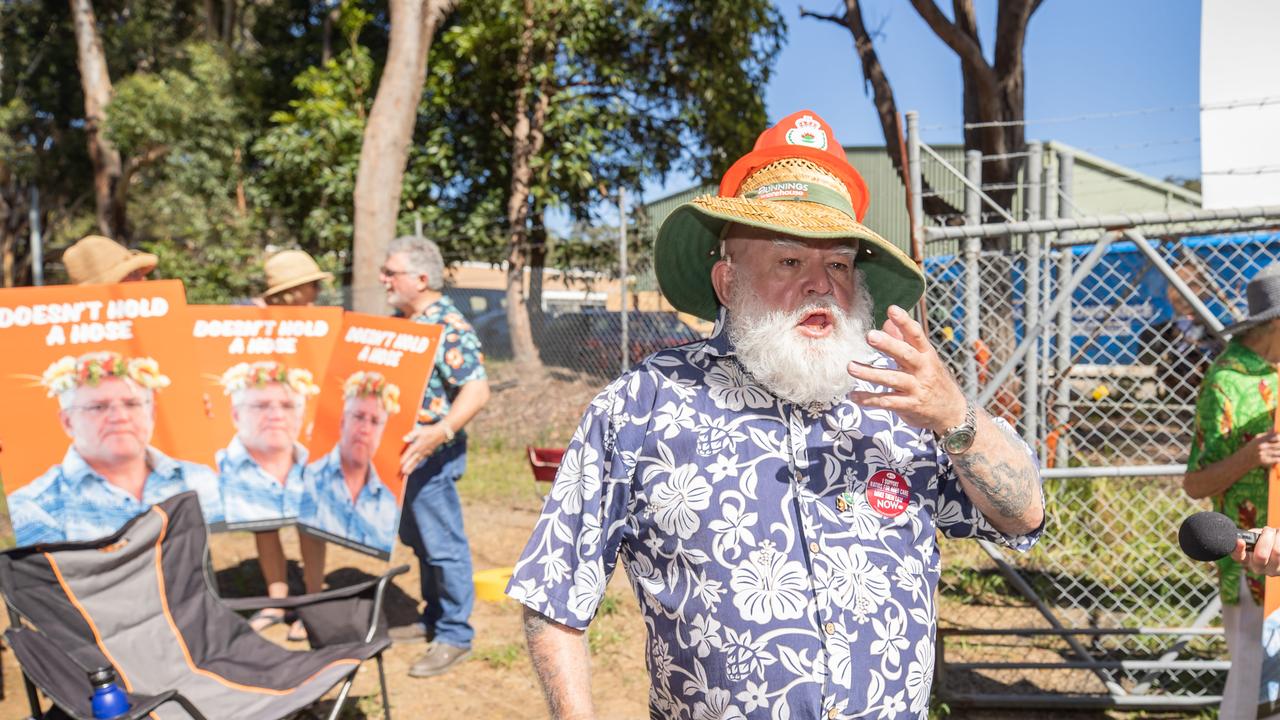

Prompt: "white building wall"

[1200,0,1280,208]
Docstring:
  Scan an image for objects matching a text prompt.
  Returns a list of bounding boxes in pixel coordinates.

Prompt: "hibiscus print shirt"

[508,313,1044,719]
[412,295,487,443]
[1187,338,1279,605]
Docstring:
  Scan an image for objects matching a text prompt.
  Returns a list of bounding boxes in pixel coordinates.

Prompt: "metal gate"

[904,111,1280,709]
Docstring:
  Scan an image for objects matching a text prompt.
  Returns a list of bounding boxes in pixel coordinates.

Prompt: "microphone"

[1179,511,1259,562]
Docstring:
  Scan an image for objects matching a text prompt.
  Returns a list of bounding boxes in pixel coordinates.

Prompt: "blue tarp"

[924,231,1280,366]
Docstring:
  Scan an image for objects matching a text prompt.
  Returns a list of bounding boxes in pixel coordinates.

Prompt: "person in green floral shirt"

[1185,262,1280,718]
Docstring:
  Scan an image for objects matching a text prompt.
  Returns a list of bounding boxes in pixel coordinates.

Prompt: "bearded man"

[506,111,1045,720]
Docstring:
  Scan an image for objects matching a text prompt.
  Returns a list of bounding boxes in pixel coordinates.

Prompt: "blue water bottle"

[88,666,131,719]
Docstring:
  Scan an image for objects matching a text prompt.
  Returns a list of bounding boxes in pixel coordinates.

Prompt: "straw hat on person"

[1224,263,1280,336]
[62,235,157,285]
[261,250,333,299]
[654,110,924,327]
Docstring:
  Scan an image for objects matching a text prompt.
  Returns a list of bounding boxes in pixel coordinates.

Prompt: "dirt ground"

[0,368,1214,719]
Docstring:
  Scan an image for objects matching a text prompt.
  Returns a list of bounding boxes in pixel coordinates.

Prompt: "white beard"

[726,269,876,408]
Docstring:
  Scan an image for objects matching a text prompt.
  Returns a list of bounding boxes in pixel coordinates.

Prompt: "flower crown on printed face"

[219,361,321,399]
[343,371,401,415]
[40,352,171,398]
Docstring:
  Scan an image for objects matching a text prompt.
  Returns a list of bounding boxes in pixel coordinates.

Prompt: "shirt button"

[824,622,836,635]
[809,541,820,553]
[828,708,839,719]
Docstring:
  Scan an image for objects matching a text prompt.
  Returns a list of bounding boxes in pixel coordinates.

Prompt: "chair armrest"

[123,690,209,720]
[220,565,410,613]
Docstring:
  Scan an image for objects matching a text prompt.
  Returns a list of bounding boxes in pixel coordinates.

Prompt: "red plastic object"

[527,446,565,483]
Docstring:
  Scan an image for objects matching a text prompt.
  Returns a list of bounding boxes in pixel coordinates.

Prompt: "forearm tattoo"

[949,426,1038,521]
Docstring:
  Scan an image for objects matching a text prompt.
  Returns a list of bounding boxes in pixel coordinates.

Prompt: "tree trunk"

[527,203,547,339]
[503,0,552,368]
[351,0,456,313]
[69,0,123,239]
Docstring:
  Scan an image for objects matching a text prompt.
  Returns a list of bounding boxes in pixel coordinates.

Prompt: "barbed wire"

[920,95,1280,132]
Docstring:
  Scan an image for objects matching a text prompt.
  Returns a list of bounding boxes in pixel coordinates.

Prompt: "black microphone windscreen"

[1179,511,1240,562]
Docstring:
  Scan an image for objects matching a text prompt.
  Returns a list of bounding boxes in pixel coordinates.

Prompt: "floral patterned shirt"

[1188,338,1279,605]
[412,295,487,443]
[507,313,1043,719]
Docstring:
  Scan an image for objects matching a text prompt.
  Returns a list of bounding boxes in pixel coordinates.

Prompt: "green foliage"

[474,641,526,670]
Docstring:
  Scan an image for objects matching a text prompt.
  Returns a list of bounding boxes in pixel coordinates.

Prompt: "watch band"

[940,403,978,455]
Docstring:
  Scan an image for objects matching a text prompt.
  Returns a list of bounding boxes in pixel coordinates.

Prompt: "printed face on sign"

[339,395,388,468]
[60,377,155,467]
[232,383,305,455]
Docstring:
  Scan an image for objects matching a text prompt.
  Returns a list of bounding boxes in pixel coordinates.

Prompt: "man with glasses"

[298,372,400,553]
[217,361,322,639]
[9,351,223,546]
[380,235,490,678]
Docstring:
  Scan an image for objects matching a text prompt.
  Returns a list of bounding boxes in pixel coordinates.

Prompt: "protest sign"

[300,313,442,558]
[0,281,224,545]
[186,305,342,531]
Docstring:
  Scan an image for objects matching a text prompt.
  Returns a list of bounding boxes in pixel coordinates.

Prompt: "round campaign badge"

[866,470,910,518]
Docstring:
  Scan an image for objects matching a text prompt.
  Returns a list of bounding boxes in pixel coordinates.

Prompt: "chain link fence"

[920,197,1280,704]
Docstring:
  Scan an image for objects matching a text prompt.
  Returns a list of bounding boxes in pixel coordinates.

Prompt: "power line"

[1203,164,1280,176]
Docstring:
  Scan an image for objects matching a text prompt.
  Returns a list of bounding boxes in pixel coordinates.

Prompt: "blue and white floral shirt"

[507,314,1043,719]
[299,446,398,554]
[216,437,307,526]
[9,446,224,546]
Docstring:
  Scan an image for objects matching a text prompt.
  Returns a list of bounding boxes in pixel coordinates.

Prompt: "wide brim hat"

[654,110,924,328]
[261,250,334,298]
[1224,263,1280,336]
[63,235,158,285]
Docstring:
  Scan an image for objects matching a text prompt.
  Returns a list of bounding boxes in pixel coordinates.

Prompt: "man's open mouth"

[798,310,833,330]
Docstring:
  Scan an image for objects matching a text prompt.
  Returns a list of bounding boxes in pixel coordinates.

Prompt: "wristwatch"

[439,421,456,443]
[939,403,978,455]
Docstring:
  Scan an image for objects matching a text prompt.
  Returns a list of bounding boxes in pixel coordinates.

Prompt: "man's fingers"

[846,362,913,392]
[885,304,932,353]
[1252,527,1278,574]
[866,329,922,371]
[1232,538,1249,563]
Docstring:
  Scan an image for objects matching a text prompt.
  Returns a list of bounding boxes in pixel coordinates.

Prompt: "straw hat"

[654,110,923,327]
[62,235,157,285]
[261,250,333,298]
[1225,263,1280,336]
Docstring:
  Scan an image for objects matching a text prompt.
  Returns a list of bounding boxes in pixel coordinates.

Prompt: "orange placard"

[0,281,221,544]
[184,305,343,531]
[299,313,442,559]
[1267,366,1280,617]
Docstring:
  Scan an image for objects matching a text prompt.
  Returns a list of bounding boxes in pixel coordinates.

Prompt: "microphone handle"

[1240,529,1260,549]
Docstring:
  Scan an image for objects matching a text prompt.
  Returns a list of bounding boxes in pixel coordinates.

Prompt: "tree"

[802,0,1043,220]
[422,0,785,368]
[350,0,456,313]
[69,0,124,238]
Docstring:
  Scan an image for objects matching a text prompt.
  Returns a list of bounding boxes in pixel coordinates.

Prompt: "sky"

[643,0,1203,202]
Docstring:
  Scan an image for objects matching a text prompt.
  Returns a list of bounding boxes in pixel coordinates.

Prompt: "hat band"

[740,181,856,220]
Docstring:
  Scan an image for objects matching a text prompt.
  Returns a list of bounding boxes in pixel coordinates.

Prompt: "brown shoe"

[408,641,472,678]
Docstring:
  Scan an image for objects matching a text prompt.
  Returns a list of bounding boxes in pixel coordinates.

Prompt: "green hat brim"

[654,200,925,328]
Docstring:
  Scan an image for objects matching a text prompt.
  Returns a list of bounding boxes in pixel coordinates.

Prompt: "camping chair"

[526,445,565,499]
[0,491,406,720]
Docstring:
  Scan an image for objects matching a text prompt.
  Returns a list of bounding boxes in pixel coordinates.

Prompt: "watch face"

[943,428,976,454]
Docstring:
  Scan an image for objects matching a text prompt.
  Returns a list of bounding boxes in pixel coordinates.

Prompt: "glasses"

[72,398,150,417]
[346,411,385,428]
[378,266,416,279]
[243,400,300,414]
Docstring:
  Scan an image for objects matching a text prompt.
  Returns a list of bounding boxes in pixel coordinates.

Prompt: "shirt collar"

[322,446,387,497]
[61,444,181,489]
[1224,338,1277,375]
[413,294,458,323]
[701,307,735,358]
[226,436,308,468]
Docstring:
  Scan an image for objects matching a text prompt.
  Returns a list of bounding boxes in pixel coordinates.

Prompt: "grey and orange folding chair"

[0,491,406,720]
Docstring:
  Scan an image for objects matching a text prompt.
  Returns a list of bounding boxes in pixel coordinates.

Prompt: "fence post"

[1055,151,1075,469]
[30,185,44,286]
[1023,142,1043,448]
[619,187,629,374]
[963,150,982,399]
[906,112,924,299]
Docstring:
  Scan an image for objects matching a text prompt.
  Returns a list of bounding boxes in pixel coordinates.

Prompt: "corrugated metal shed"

[637,140,1203,269]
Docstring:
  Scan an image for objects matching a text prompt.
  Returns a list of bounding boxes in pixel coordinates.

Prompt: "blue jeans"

[398,438,474,649]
